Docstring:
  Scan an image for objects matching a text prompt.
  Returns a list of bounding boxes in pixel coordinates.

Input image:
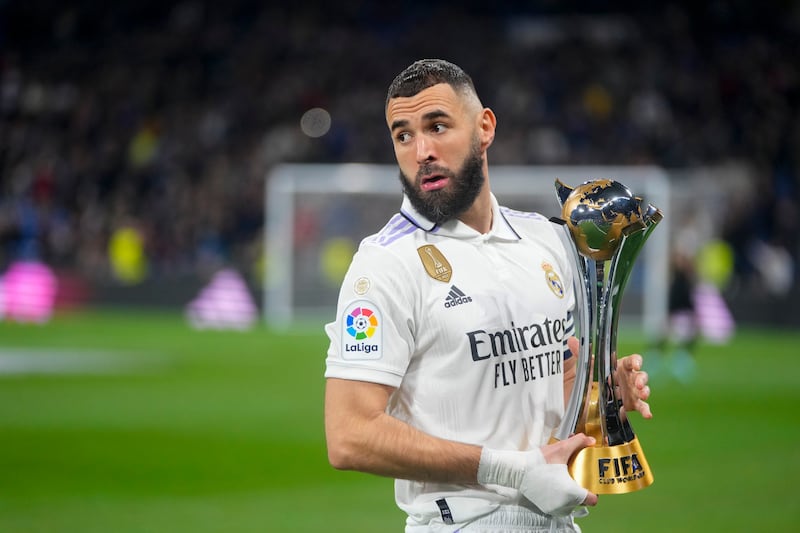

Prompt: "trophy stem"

[550,218,594,442]
[596,255,635,446]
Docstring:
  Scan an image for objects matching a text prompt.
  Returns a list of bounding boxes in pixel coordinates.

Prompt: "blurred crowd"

[0,1,798,293]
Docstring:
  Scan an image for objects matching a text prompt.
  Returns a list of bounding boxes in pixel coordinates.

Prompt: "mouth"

[420,174,449,192]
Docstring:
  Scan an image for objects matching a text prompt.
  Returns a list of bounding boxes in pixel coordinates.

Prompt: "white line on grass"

[0,348,169,375]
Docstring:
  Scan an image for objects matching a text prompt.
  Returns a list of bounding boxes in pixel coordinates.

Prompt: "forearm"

[332,409,482,483]
[325,378,481,483]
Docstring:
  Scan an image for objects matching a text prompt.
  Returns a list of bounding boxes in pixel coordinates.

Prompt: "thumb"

[543,433,596,465]
[564,433,596,459]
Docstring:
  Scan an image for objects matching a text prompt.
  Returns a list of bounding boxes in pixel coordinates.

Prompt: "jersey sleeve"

[324,242,417,388]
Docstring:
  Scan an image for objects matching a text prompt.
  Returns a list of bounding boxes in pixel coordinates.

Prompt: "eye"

[432,123,448,134]
[396,132,411,144]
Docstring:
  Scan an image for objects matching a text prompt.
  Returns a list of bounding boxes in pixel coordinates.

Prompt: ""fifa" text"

[597,453,645,485]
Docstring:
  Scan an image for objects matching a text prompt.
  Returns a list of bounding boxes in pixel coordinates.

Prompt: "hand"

[478,434,598,516]
[614,353,652,419]
[538,433,598,508]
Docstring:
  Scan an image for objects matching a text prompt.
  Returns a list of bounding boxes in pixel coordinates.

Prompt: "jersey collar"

[400,193,522,241]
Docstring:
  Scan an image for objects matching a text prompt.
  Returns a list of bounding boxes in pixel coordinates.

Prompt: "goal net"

[264,164,671,338]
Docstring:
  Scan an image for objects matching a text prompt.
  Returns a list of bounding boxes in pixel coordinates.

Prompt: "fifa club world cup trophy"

[550,179,662,494]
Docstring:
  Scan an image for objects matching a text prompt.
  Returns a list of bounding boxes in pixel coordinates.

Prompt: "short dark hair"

[385,59,479,108]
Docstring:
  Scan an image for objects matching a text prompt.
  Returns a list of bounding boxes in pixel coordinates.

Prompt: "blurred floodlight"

[300,107,332,138]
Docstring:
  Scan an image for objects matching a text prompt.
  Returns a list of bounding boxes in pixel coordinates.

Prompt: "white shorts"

[457,505,582,533]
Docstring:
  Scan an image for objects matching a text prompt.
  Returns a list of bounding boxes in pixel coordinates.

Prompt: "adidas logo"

[444,285,473,308]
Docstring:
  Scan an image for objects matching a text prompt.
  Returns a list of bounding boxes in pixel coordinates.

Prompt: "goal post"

[264,163,671,338]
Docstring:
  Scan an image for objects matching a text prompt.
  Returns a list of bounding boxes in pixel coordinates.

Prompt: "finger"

[622,354,643,372]
[567,336,579,357]
[582,491,598,507]
[639,384,650,399]
[637,400,653,419]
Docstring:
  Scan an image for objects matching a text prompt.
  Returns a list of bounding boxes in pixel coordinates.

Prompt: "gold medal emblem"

[417,245,452,283]
[354,277,371,295]
[542,261,565,298]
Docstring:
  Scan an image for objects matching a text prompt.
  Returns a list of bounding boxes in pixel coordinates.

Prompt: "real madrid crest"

[542,261,565,298]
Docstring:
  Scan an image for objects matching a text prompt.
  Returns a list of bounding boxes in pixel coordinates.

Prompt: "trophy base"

[569,436,654,494]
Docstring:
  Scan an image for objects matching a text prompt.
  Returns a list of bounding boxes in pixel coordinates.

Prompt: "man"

[324,59,651,532]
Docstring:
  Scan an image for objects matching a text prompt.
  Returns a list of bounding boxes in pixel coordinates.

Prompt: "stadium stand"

[0,1,797,322]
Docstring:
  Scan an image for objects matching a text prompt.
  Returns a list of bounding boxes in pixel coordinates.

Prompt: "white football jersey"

[324,193,576,526]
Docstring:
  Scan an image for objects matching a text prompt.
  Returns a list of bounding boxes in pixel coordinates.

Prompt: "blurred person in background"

[659,248,700,382]
[323,59,652,532]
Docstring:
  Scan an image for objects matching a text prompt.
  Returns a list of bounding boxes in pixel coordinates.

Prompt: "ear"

[477,108,497,149]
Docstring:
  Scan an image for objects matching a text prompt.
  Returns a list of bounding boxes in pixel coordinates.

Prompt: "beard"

[399,140,485,225]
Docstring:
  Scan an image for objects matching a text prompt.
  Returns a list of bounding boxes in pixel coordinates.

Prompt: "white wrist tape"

[477,447,545,488]
[519,464,589,517]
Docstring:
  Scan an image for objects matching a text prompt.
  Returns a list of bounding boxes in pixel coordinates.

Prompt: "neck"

[458,185,493,234]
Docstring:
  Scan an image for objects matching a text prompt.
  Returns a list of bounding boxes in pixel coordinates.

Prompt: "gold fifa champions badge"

[542,261,564,298]
[417,245,452,283]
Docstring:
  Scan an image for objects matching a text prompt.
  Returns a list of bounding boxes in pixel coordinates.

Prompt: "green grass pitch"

[0,310,797,532]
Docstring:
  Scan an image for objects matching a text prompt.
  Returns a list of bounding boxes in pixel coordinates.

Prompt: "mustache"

[416,164,454,181]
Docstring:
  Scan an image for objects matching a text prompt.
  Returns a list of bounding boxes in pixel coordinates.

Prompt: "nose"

[416,136,436,164]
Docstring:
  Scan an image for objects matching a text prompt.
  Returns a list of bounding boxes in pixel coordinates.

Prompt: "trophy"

[550,178,662,494]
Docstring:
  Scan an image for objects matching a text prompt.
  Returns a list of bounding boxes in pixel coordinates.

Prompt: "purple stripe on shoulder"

[365,215,417,246]
[500,206,547,220]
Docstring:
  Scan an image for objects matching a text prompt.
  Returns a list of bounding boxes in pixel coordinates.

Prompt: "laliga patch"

[542,261,565,299]
[417,245,452,282]
[341,300,383,360]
